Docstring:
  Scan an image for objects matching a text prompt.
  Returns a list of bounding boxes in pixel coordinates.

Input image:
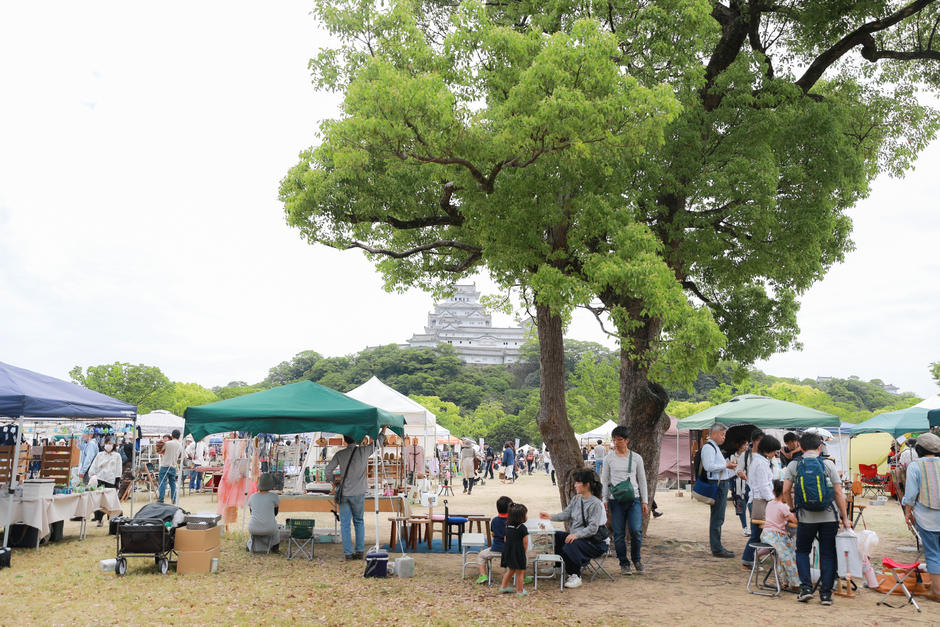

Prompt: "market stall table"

[0,488,122,549]
[277,493,411,517]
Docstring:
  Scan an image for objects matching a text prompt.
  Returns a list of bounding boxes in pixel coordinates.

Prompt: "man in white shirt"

[190,437,208,492]
[158,430,183,504]
[701,422,738,558]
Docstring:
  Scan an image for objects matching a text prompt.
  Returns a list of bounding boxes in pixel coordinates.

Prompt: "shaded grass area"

[0,476,933,627]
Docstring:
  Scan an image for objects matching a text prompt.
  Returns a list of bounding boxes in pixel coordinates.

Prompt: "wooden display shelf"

[0,444,30,486]
[40,444,75,487]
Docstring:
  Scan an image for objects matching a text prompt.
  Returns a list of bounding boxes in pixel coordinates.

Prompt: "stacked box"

[175,525,221,574]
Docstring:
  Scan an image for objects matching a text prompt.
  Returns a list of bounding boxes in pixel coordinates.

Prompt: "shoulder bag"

[333,446,359,504]
[581,498,609,543]
[691,442,720,505]
[609,452,636,505]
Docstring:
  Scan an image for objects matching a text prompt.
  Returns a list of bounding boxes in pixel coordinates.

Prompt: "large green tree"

[70,363,174,415]
[931,361,940,387]
[282,0,940,508]
[281,0,719,503]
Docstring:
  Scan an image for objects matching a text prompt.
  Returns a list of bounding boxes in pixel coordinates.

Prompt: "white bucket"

[99,558,117,573]
[395,555,415,578]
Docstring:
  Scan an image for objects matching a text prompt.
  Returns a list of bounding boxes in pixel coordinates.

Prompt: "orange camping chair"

[858,464,889,498]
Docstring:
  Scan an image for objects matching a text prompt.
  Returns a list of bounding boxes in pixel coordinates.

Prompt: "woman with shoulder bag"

[539,469,608,589]
[601,426,648,575]
[741,435,781,570]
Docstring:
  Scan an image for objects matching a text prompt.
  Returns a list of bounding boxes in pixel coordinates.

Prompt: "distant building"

[883,383,899,395]
[816,376,832,384]
[405,284,527,365]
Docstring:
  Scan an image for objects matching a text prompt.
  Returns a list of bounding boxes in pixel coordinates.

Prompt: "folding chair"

[585,541,614,582]
[858,464,889,498]
[287,518,315,561]
[745,542,781,597]
[248,535,273,557]
[460,533,486,579]
[877,558,924,612]
[534,554,564,591]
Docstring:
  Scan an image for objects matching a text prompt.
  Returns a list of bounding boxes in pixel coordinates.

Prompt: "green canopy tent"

[184,381,405,442]
[675,395,841,430]
[676,395,842,484]
[849,405,933,439]
[183,381,405,548]
[930,408,940,430]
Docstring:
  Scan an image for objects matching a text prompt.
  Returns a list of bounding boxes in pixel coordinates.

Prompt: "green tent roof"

[183,381,405,442]
[675,395,840,430]
[850,405,933,439]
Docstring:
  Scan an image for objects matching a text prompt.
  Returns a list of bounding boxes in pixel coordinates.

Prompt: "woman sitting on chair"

[247,472,281,554]
[539,468,607,589]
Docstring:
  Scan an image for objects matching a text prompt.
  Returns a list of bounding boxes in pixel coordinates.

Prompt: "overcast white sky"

[1,3,938,398]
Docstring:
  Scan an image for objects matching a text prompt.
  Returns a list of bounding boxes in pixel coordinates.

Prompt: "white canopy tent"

[345,377,437,454]
[577,419,618,443]
[136,409,185,437]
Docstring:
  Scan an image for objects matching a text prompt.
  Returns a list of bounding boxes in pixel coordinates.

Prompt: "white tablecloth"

[1,488,123,538]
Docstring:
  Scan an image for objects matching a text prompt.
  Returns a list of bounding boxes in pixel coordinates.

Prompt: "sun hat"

[257,472,276,491]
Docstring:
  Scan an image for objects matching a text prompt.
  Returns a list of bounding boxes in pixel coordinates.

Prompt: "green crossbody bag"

[609,452,635,504]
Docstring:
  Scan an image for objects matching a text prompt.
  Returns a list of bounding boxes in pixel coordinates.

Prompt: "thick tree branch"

[796,0,938,93]
[343,239,484,273]
[681,280,714,305]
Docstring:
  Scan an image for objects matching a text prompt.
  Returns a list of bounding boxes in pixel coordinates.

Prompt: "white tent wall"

[346,377,437,455]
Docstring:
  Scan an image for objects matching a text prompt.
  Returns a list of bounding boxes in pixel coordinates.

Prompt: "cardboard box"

[174,525,221,552]
[176,545,221,574]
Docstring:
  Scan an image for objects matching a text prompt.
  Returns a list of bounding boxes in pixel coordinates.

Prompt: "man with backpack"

[782,432,852,606]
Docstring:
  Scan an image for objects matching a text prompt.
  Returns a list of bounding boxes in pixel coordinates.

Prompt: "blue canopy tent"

[0,361,137,547]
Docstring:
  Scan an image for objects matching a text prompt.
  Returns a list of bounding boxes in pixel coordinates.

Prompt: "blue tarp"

[0,361,137,418]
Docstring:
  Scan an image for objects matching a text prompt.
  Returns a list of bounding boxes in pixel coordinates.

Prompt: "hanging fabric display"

[216,439,256,517]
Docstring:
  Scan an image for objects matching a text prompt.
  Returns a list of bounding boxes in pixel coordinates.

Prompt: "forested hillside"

[72,342,928,446]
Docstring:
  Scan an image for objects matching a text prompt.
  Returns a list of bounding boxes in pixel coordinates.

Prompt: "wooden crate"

[0,445,29,486]
[40,444,75,487]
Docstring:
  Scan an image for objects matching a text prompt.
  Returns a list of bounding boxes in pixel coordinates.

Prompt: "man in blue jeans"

[326,429,387,560]
[701,423,738,558]
[782,432,852,606]
[602,426,649,575]
[157,430,182,504]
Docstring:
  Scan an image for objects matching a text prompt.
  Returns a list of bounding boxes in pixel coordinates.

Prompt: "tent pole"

[130,415,138,517]
[2,415,24,548]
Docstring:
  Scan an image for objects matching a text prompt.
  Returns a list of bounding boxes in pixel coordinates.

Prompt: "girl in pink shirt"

[760,480,800,589]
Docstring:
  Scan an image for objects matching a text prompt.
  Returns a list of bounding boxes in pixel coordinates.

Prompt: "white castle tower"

[406,284,527,364]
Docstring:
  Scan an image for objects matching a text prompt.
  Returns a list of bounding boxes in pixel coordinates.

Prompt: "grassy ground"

[0,472,933,627]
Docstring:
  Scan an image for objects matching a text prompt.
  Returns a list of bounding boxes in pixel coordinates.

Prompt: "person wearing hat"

[902,433,940,603]
[325,429,387,560]
[247,472,281,554]
[78,430,99,485]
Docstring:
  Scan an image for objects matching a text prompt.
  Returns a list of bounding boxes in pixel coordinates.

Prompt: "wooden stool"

[388,516,409,552]
[853,504,868,530]
[405,518,431,551]
[467,515,492,545]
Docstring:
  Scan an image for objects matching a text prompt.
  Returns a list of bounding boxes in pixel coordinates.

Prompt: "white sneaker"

[742,528,750,536]
[564,574,582,589]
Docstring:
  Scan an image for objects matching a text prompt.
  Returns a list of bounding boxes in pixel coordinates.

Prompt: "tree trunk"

[619,319,670,534]
[534,301,584,509]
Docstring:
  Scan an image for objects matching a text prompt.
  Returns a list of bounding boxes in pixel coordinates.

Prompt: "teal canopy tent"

[183,381,405,442]
[930,408,940,429]
[675,395,840,430]
[849,405,933,439]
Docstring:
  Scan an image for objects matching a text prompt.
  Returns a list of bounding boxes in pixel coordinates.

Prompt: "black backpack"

[692,441,719,481]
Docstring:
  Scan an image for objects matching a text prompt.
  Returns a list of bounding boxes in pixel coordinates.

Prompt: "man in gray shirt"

[782,432,851,606]
[326,430,386,560]
[158,430,182,504]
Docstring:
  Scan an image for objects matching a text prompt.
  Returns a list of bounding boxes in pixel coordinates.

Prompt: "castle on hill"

[404,284,527,365]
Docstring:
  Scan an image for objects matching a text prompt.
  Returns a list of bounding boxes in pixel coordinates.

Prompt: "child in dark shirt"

[500,504,530,596]
[476,496,512,584]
